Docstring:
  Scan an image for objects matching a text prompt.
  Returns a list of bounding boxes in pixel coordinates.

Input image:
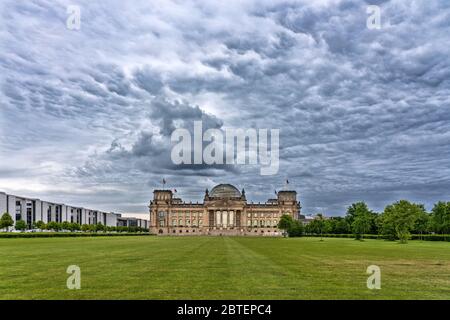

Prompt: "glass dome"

[209,184,241,198]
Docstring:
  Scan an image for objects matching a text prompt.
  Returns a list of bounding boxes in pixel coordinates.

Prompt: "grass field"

[0,236,449,299]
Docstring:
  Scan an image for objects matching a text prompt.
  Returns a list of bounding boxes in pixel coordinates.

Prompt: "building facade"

[149,184,301,236]
[0,191,148,230]
[117,216,149,229]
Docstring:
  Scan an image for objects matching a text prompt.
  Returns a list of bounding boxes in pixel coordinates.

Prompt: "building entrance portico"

[210,209,237,228]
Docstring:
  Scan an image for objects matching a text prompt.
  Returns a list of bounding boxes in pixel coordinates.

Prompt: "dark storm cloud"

[1,0,450,216]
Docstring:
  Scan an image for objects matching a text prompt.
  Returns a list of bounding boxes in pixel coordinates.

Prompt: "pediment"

[206,199,244,208]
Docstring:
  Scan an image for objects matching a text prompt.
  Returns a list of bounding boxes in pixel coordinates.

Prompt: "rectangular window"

[27,208,32,227]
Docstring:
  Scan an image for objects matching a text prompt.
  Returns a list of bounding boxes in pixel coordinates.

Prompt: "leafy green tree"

[345,202,371,225]
[382,200,424,243]
[46,221,61,231]
[95,222,105,232]
[374,214,384,236]
[326,217,337,233]
[81,224,90,232]
[413,210,430,239]
[335,217,350,234]
[61,221,71,231]
[307,214,326,240]
[278,214,294,236]
[323,219,332,234]
[34,220,46,230]
[351,213,371,240]
[346,202,373,239]
[15,220,27,231]
[430,202,450,234]
[287,220,304,237]
[0,212,14,231]
[368,212,380,234]
[69,223,81,231]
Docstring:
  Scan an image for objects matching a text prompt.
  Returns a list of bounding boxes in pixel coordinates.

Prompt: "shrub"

[46,221,61,231]
[15,220,27,231]
[287,220,304,237]
[34,221,46,230]
[0,212,14,231]
[69,223,81,231]
[95,222,105,232]
[0,232,152,238]
[61,221,71,230]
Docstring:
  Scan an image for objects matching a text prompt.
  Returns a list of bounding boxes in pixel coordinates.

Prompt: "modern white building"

[117,215,149,229]
[0,191,124,229]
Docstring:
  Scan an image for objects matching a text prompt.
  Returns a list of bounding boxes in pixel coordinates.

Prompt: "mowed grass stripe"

[233,237,450,299]
[0,236,449,299]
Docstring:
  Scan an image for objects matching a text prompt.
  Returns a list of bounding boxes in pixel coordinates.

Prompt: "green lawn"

[0,236,449,299]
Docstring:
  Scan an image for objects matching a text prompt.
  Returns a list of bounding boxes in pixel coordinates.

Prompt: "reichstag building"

[149,184,300,236]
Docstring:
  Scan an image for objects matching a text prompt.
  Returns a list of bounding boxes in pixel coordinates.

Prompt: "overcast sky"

[1,0,450,217]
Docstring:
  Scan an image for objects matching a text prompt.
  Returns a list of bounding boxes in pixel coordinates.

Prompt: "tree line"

[278,200,450,243]
[0,213,149,233]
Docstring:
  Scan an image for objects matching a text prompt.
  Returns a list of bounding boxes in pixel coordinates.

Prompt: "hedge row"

[411,234,450,241]
[304,233,450,241]
[0,232,153,238]
[305,234,386,239]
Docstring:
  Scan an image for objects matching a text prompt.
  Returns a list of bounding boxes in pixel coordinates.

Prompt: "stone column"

[216,210,221,227]
[222,210,228,227]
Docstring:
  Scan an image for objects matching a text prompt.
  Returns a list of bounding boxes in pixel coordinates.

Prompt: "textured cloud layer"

[1,0,450,216]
